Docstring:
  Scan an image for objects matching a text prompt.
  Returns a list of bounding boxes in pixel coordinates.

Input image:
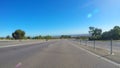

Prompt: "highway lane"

[0,40,119,68]
[0,41,55,68]
[0,40,45,46]
[0,41,20,46]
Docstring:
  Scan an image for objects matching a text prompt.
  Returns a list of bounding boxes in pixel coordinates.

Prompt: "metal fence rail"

[73,39,120,55]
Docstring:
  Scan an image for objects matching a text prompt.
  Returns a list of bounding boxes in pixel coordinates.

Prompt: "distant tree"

[0,37,5,39]
[32,35,43,39]
[6,35,11,39]
[44,35,52,41]
[80,36,89,40]
[26,36,31,39]
[102,26,120,40]
[12,29,25,40]
[89,27,102,40]
[37,35,43,39]
[75,37,80,39]
[60,35,71,39]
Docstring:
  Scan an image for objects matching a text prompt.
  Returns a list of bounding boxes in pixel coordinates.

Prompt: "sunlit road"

[0,40,119,68]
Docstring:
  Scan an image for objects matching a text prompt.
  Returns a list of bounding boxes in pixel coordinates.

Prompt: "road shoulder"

[69,40,120,67]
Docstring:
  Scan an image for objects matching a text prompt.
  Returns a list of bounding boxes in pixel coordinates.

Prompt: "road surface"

[0,40,45,46]
[0,40,119,68]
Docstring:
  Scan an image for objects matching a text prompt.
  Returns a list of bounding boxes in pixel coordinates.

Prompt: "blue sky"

[0,0,120,37]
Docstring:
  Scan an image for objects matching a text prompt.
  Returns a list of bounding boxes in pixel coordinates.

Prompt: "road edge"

[70,42,120,67]
[0,41,45,48]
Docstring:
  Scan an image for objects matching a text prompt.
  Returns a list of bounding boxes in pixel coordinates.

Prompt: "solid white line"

[70,42,120,67]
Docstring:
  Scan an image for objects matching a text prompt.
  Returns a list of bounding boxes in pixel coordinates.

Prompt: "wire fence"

[73,39,120,55]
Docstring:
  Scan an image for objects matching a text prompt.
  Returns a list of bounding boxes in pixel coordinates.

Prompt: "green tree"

[60,35,71,39]
[12,29,25,40]
[102,26,120,40]
[103,26,120,40]
[26,36,31,39]
[102,31,110,40]
[6,35,11,39]
[44,35,52,41]
[32,35,43,39]
[110,26,120,40]
[80,36,89,40]
[89,27,102,40]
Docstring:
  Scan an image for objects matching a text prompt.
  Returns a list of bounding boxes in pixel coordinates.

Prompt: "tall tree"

[102,26,120,40]
[12,29,25,40]
[102,31,110,40]
[89,27,102,40]
[111,26,120,39]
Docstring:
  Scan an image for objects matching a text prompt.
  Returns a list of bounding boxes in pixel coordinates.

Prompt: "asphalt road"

[0,40,45,46]
[0,40,119,68]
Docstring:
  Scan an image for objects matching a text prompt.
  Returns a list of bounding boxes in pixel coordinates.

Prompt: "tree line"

[0,29,55,40]
[89,26,120,40]
[1,26,120,40]
[2,29,73,40]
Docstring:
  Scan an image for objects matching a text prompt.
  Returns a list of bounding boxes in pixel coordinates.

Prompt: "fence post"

[93,40,95,49]
[80,40,81,45]
[86,40,87,46]
[110,39,113,55]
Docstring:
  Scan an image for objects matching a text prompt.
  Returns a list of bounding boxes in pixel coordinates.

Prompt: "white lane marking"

[70,42,120,67]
